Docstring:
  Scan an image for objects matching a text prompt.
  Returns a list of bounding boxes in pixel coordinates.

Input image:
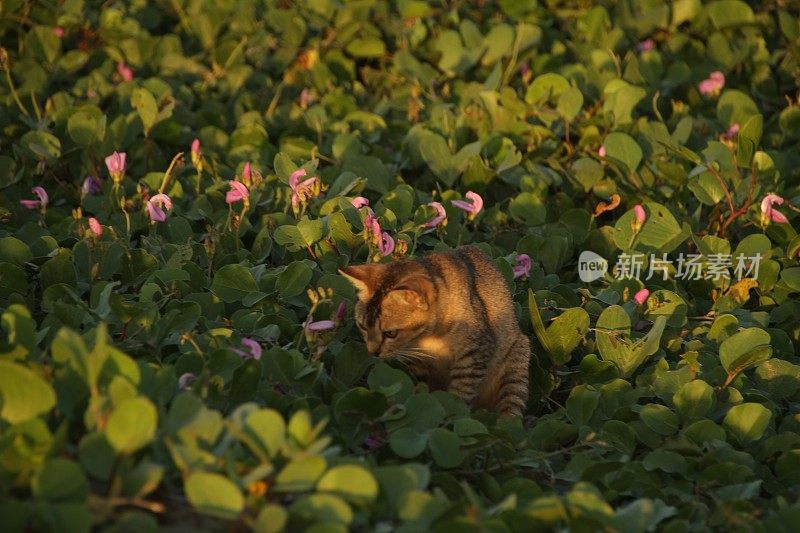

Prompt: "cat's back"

[424,246,518,327]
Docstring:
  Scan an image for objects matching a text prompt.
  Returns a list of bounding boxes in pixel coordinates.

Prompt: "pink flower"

[378,232,395,256]
[20,186,48,210]
[336,302,346,322]
[761,194,789,224]
[637,39,655,52]
[519,62,530,77]
[634,204,646,224]
[147,193,173,222]
[243,161,251,183]
[190,139,203,172]
[513,254,531,279]
[364,434,383,450]
[451,191,483,220]
[351,197,370,209]
[598,145,607,157]
[226,180,249,204]
[105,151,127,183]
[364,213,382,245]
[88,217,103,237]
[52,27,65,38]
[288,168,320,211]
[240,338,262,361]
[178,373,196,390]
[633,288,650,305]
[299,88,314,108]
[425,201,447,228]
[82,175,102,195]
[117,62,134,82]
[723,123,740,139]
[289,168,307,189]
[698,71,725,96]
[306,318,336,332]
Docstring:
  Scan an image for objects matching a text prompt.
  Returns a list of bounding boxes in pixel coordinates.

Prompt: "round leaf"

[185,472,244,520]
[105,397,158,455]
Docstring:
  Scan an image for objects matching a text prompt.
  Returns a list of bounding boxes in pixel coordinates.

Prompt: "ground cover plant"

[1,0,800,530]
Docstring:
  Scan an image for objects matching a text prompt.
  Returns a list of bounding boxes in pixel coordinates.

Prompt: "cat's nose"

[366,341,381,356]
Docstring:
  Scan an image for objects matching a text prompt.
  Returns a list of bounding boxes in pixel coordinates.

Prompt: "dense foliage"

[2,0,800,530]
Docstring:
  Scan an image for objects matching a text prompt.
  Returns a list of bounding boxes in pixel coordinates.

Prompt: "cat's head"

[339,262,436,357]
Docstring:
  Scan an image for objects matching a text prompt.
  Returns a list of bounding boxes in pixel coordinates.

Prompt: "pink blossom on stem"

[306,318,336,332]
[240,338,262,361]
[698,71,725,96]
[52,27,65,38]
[21,186,48,210]
[451,191,483,220]
[633,288,650,305]
[761,194,789,224]
[351,196,370,209]
[723,123,740,139]
[117,62,134,82]
[226,180,249,204]
[88,217,103,237]
[288,168,320,211]
[82,175,102,195]
[637,39,655,52]
[378,232,395,256]
[425,201,447,228]
[147,193,173,222]
[598,145,607,157]
[513,254,531,279]
[365,213,382,244]
[336,302,346,322]
[191,138,201,156]
[105,151,127,183]
[178,373,196,390]
[634,204,646,224]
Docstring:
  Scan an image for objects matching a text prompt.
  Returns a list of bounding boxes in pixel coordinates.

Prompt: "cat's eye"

[383,329,399,339]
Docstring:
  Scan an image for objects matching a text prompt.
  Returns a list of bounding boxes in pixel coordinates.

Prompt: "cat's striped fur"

[340,246,530,417]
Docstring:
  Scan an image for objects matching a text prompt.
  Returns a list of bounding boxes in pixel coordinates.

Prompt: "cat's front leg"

[446,349,487,405]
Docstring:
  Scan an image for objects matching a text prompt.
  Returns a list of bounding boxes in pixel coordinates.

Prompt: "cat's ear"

[338,264,385,300]
[393,275,434,310]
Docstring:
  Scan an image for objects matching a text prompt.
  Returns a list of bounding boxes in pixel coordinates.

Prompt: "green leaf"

[210,264,257,303]
[277,261,313,298]
[274,456,327,492]
[736,114,762,167]
[317,465,378,503]
[673,380,714,422]
[346,37,386,58]
[557,87,584,120]
[544,307,590,365]
[243,408,286,460]
[20,130,61,162]
[719,328,772,374]
[389,428,428,458]
[603,132,642,172]
[184,472,244,520]
[131,88,159,136]
[566,385,600,426]
[0,361,56,424]
[290,494,353,525]
[525,73,570,104]
[723,403,771,443]
[32,459,88,501]
[427,428,466,468]
[706,0,754,28]
[67,107,107,147]
[509,192,547,226]
[105,397,158,454]
[255,504,287,533]
[639,403,679,436]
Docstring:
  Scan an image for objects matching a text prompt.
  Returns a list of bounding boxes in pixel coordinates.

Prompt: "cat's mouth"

[383,347,437,363]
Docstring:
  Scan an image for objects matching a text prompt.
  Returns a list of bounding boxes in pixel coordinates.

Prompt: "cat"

[339,245,530,417]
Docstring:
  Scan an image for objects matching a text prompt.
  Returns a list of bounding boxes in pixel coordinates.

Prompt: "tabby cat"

[340,246,530,417]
